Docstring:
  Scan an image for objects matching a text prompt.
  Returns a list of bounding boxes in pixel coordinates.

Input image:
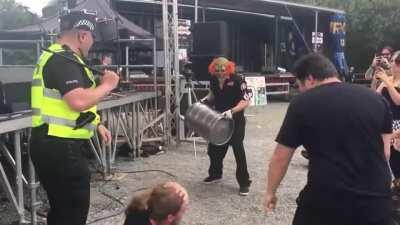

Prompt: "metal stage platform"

[0,91,161,225]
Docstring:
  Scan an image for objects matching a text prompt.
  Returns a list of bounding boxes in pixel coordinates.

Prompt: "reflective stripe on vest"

[43,88,62,99]
[31,43,100,139]
[31,108,96,131]
[31,78,42,87]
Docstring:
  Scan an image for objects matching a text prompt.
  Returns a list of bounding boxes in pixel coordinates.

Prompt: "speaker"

[0,82,31,113]
[192,21,229,57]
[191,55,215,81]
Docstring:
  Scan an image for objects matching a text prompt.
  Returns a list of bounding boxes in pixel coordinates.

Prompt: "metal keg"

[185,102,234,145]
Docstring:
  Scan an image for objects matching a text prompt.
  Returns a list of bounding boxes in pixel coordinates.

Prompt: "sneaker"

[203,176,222,184]
[239,186,249,196]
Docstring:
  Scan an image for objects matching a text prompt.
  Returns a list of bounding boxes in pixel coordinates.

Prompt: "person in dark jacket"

[200,57,252,196]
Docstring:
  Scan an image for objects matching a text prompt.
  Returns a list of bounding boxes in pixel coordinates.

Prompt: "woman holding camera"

[376,51,400,190]
[367,46,393,90]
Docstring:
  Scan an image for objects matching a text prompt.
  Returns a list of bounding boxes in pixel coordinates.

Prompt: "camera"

[376,55,391,70]
[180,61,194,81]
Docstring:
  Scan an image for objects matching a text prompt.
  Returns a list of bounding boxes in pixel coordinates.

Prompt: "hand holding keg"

[185,102,234,145]
[222,109,233,119]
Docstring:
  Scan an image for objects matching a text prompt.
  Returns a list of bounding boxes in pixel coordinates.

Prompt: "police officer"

[201,57,252,196]
[30,10,119,225]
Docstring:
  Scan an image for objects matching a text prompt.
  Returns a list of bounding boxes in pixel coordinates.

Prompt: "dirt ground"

[0,102,311,225]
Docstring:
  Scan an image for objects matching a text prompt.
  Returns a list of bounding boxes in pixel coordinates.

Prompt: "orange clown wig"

[208,57,236,77]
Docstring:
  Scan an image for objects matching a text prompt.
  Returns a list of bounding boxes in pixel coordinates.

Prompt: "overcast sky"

[16,0,51,16]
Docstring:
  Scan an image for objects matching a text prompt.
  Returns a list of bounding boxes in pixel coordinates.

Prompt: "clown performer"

[200,57,252,196]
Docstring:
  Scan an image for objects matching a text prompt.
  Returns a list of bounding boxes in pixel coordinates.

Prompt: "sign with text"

[245,76,267,106]
[178,19,191,48]
[312,32,324,44]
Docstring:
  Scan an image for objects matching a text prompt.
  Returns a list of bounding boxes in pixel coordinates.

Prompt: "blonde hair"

[392,51,400,83]
[392,51,400,62]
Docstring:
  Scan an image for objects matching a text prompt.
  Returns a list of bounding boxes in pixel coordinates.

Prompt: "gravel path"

[0,103,310,225]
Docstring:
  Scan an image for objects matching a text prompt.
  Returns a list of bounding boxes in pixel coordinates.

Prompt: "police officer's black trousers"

[30,136,90,225]
[207,118,250,187]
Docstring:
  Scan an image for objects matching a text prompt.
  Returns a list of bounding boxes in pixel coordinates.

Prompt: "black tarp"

[179,0,344,17]
[0,0,152,42]
[117,0,344,20]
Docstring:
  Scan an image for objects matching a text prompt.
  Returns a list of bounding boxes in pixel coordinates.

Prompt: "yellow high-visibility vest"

[31,43,100,139]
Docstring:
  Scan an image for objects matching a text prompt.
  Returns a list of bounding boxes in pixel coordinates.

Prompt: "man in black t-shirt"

[201,57,252,196]
[264,54,393,225]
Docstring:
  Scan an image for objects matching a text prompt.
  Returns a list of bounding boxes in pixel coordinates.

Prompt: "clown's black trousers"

[207,117,251,187]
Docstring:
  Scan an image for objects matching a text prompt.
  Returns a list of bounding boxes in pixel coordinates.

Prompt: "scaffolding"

[0,35,162,225]
[161,0,180,145]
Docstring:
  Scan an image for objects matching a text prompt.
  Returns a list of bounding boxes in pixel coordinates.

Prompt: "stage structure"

[0,40,161,225]
[115,0,347,143]
[116,0,347,73]
[0,1,171,224]
[161,0,179,145]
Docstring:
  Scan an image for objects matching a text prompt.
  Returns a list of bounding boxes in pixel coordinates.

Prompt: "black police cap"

[59,10,97,32]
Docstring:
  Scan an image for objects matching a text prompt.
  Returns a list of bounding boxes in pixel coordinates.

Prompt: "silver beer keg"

[185,102,234,145]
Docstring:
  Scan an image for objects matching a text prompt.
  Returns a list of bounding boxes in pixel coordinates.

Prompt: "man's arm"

[382,133,391,160]
[46,53,120,112]
[264,144,295,212]
[231,99,249,114]
[266,144,295,196]
[63,84,112,112]
[63,70,119,112]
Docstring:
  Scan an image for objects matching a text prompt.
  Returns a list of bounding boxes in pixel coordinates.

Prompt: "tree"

[0,0,38,30]
[287,0,400,71]
[0,0,39,65]
[345,0,400,68]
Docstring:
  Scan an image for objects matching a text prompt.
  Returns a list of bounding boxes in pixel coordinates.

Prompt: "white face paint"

[216,72,226,84]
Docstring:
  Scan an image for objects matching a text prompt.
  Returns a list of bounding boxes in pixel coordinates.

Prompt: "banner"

[245,76,267,106]
[330,13,349,79]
